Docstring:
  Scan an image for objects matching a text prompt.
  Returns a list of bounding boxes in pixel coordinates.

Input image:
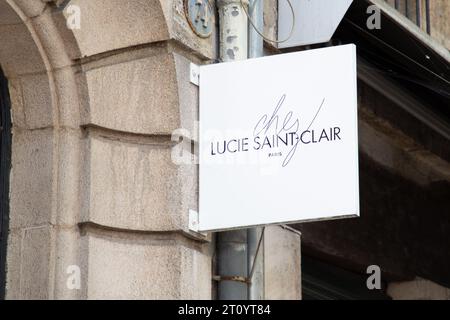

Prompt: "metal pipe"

[216,0,249,300]
[247,0,265,301]
[404,0,409,18]
[248,0,264,58]
[425,0,431,34]
[218,0,249,62]
[416,0,421,28]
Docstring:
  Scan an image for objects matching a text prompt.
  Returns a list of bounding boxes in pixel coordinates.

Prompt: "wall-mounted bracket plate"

[188,210,207,237]
[190,63,200,86]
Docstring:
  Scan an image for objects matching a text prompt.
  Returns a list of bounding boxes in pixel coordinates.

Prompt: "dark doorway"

[0,67,12,299]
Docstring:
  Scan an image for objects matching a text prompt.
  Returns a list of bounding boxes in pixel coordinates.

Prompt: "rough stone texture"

[66,0,170,58]
[9,128,54,229]
[81,130,196,232]
[0,0,214,300]
[6,226,52,300]
[13,0,47,18]
[388,278,450,300]
[17,72,53,129]
[31,9,78,71]
[66,0,216,60]
[6,225,83,300]
[55,128,83,226]
[0,0,22,25]
[264,226,301,300]
[429,0,450,49]
[80,48,186,135]
[82,228,211,299]
[0,22,46,77]
[53,66,82,129]
[8,67,80,131]
[52,226,83,299]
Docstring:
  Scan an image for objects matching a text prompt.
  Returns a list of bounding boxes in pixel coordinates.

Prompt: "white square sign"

[198,44,359,231]
[278,0,353,48]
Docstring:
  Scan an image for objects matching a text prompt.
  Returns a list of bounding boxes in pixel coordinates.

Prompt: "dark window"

[386,0,431,34]
[302,255,391,300]
[0,67,12,300]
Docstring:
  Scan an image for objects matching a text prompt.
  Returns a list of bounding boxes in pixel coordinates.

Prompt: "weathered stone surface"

[9,129,54,229]
[81,49,185,135]
[55,128,83,226]
[430,0,450,49]
[82,229,211,299]
[6,226,83,300]
[30,10,78,71]
[52,226,83,299]
[53,67,82,128]
[4,229,21,299]
[42,0,217,60]
[18,72,53,129]
[264,226,301,300]
[0,22,46,76]
[13,0,47,18]
[6,226,52,300]
[388,278,450,300]
[0,0,22,25]
[7,78,26,128]
[0,0,215,301]
[81,130,197,232]
[65,0,170,58]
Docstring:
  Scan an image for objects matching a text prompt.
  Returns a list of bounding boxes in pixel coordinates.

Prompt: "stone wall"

[0,0,216,299]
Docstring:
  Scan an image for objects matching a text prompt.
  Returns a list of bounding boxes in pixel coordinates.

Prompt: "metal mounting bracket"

[188,209,207,236]
[190,63,200,86]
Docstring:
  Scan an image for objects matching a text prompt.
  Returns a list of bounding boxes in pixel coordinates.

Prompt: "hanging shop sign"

[278,0,353,48]
[195,44,359,232]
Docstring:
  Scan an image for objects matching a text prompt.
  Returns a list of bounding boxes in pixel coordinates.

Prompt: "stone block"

[0,22,46,76]
[55,128,83,226]
[19,72,53,129]
[82,229,211,299]
[81,49,181,135]
[52,226,83,299]
[81,131,197,232]
[388,278,450,300]
[264,226,301,300]
[0,1,22,25]
[67,0,171,58]
[53,66,82,128]
[13,0,46,18]
[6,226,52,300]
[9,129,54,229]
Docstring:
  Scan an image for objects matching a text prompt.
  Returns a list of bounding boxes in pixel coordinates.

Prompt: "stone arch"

[0,0,213,300]
[0,0,84,299]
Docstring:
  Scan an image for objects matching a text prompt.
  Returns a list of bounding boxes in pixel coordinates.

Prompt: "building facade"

[0,0,449,300]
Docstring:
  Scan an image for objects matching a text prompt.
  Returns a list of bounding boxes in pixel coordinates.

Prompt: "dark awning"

[334,0,450,121]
